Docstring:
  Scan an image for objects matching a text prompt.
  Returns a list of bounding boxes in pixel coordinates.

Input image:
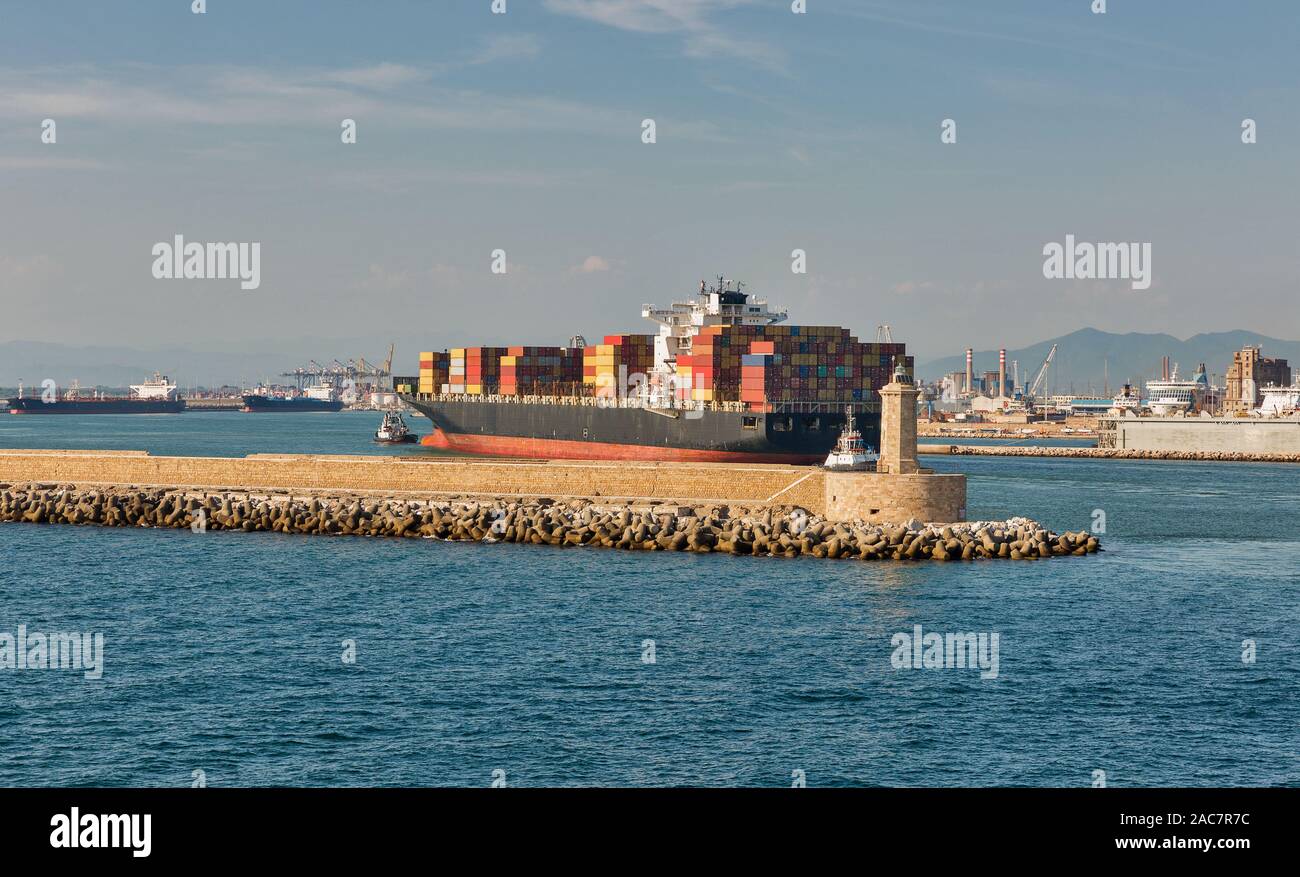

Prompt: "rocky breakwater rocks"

[0,483,1101,562]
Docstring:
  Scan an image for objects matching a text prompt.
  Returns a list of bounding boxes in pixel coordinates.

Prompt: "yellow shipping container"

[500,356,516,366]
[451,348,466,358]
[466,384,482,394]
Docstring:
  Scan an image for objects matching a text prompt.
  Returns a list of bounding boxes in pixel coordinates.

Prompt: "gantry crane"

[279,344,396,392]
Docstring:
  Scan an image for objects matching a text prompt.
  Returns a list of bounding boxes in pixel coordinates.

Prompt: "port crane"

[279,344,396,392]
[1025,344,1057,414]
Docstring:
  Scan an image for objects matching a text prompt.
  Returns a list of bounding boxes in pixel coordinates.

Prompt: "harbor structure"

[1099,416,1300,454]
[877,361,920,475]
[0,475,1084,561]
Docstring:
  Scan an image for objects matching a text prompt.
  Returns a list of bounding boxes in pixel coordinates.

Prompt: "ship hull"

[6,398,186,415]
[241,395,344,413]
[404,397,878,464]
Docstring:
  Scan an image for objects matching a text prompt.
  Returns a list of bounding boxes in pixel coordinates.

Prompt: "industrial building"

[1224,346,1291,415]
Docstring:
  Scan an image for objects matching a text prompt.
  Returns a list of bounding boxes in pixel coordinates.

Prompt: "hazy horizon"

[3,1,1297,367]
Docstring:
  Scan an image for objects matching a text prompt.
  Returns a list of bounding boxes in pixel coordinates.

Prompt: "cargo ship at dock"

[7,373,186,415]
[400,277,911,464]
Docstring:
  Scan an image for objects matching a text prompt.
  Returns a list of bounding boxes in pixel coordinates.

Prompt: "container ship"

[398,276,911,463]
[7,373,186,415]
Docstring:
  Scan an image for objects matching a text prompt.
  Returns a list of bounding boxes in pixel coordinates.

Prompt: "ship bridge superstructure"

[641,276,787,400]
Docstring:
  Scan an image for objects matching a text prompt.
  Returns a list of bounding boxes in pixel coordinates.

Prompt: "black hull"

[404,396,879,463]
[6,398,186,415]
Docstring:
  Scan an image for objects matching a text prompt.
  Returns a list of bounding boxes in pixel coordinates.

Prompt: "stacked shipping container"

[583,335,656,394]
[414,323,909,408]
[676,324,910,408]
[447,347,509,395]
[418,351,449,396]
[499,346,584,395]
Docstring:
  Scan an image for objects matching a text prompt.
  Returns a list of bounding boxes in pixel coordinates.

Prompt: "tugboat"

[823,406,879,471]
[374,410,417,444]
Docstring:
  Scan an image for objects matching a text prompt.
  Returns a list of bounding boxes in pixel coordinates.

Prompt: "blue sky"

[1,0,1297,370]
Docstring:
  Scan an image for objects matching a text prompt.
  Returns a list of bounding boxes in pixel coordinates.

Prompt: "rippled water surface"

[2,414,1297,786]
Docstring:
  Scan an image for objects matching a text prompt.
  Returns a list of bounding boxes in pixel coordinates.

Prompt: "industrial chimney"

[999,348,1007,399]
[965,348,974,395]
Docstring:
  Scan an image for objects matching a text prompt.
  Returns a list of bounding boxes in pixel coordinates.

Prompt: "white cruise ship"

[1145,364,1202,415]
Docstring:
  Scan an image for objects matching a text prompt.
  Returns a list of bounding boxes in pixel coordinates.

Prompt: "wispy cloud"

[543,0,742,34]
[0,64,734,143]
[322,63,430,90]
[821,0,1212,71]
[468,33,543,65]
[543,0,786,72]
[571,255,611,273]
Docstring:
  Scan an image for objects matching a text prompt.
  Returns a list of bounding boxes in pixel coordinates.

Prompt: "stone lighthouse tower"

[877,357,920,475]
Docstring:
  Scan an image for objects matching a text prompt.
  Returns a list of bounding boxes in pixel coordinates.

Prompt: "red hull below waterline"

[420,429,822,465]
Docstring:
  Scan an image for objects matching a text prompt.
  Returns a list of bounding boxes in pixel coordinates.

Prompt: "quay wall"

[1104,417,1300,454]
[0,450,966,523]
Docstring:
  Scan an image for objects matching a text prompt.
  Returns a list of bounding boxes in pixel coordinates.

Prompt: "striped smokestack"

[999,348,1007,398]
[965,348,974,394]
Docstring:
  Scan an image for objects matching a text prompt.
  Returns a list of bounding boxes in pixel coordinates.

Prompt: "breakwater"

[0,449,965,523]
[0,483,1099,561]
[919,445,1300,463]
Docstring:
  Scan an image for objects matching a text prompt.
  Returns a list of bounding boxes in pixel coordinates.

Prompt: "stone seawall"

[0,449,965,524]
[824,471,967,522]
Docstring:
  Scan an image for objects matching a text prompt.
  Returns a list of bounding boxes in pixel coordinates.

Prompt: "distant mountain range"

[917,328,1300,394]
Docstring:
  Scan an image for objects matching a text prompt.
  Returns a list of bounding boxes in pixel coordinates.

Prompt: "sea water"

[1,413,1297,786]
